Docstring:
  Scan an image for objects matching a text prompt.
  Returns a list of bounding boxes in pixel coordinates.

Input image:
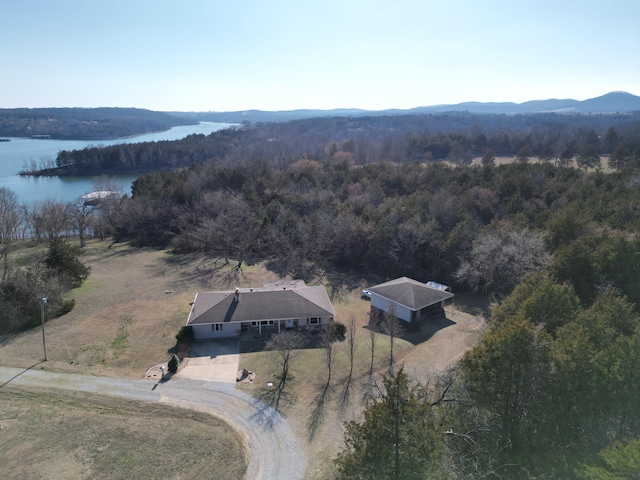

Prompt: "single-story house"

[186,280,335,340]
[366,277,454,323]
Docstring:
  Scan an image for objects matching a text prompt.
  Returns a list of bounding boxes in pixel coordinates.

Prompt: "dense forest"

[110,157,640,303]
[4,109,640,477]
[0,107,195,140]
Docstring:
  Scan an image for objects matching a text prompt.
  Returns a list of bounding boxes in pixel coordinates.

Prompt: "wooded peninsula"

[0,107,196,140]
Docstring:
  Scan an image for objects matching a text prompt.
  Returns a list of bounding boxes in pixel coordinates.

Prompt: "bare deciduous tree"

[27,199,72,241]
[323,328,335,389]
[364,314,378,403]
[342,315,357,403]
[377,304,404,373]
[0,187,22,281]
[70,198,94,248]
[90,176,125,240]
[456,224,551,302]
[266,331,307,411]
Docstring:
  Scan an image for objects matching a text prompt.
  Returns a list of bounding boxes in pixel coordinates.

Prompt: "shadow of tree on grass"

[251,382,296,428]
[307,379,331,441]
[159,254,249,290]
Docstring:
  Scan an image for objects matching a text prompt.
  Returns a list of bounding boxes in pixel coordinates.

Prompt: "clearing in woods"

[0,239,487,479]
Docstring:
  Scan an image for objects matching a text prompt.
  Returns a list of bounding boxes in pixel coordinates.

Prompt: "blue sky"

[2,0,639,111]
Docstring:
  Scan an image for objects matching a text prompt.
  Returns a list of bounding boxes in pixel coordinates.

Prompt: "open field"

[469,154,613,171]
[0,386,247,480]
[0,239,487,479]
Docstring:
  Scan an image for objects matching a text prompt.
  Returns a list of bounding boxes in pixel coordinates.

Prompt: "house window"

[309,318,319,325]
[251,321,259,326]
[211,323,223,331]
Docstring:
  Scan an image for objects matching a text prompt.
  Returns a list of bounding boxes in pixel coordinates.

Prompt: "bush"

[54,298,75,317]
[45,238,90,288]
[167,353,179,374]
[326,321,347,341]
[175,325,194,343]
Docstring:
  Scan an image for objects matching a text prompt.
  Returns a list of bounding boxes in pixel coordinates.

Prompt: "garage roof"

[367,277,453,311]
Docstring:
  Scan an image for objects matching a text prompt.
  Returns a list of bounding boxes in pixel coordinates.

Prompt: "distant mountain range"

[175,91,640,124]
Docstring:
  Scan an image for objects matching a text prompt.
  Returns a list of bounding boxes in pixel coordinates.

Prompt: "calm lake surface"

[0,122,232,204]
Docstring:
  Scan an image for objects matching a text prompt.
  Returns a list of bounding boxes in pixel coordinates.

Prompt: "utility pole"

[41,292,47,361]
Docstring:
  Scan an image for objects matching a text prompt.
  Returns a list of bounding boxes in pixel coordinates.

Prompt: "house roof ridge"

[186,281,335,325]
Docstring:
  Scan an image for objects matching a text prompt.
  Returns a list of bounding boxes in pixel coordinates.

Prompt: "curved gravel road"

[0,366,306,479]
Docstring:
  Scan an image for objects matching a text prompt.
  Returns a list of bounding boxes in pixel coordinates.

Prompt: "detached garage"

[366,277,453,323]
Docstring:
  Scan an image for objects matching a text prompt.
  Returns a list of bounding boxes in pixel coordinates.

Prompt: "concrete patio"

[177,338,240,383]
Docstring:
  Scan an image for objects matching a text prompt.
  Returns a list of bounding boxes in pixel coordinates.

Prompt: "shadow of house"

[365,309,457,346]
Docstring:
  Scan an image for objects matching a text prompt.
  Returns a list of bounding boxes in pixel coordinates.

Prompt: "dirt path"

[0,366,306,480]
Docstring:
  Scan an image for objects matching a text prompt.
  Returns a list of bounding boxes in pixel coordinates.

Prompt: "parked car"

[425,281,452,292]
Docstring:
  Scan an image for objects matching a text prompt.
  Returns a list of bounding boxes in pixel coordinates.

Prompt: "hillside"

[176,91,640,123]
[0,107,197,140]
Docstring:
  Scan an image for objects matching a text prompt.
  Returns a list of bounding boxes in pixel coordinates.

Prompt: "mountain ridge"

[176,91,640,123]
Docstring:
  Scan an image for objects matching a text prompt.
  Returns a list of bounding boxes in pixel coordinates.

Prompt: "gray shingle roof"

[367,277,453,311]
[187,285,335,325]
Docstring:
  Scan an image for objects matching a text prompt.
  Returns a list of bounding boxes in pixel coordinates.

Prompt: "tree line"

[38,111,640,176]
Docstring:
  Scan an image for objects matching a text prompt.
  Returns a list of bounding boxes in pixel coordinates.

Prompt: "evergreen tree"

[577,436,640,479]
[45,237,90,288]
[335,367,444,479]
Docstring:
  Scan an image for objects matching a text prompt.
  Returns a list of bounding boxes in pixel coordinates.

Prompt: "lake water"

[0,122,232,204]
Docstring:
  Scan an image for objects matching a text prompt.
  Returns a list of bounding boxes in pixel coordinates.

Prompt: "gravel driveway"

[0,366,306,479]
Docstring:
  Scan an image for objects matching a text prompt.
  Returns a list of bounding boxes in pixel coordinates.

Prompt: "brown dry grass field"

[0,239,488,479]
[0,386,247,479]
[468,154,612,171]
